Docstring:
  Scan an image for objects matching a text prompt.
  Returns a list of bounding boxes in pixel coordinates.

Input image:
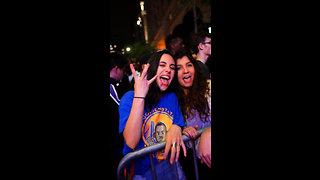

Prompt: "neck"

[196,53,208,64]
[183,88,189,95]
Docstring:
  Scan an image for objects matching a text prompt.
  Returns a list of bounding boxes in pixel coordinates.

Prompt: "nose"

[164,65,171,73]
[183,66,188,73]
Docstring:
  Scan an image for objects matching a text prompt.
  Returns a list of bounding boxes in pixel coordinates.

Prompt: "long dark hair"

[144,49,177,111]
[174,50,210,122]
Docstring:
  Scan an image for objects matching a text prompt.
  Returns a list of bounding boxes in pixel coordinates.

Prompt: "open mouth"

[182,75,192,83]
[160,75,170,86]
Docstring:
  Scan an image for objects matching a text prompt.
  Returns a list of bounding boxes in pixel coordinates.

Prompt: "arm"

[199,127,211,168]
[123,96,145,149]
[123,64,157,149]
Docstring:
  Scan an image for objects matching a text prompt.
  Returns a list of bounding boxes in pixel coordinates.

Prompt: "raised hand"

[130,64,157,98]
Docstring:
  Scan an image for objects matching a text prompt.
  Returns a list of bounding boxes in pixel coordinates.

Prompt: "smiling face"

[156,54,175,91]
[176,56,195,90]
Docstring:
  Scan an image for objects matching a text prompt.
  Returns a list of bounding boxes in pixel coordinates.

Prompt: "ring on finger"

[172,142,176,149]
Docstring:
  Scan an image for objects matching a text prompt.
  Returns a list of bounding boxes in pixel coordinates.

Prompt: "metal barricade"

[117,126,210,180]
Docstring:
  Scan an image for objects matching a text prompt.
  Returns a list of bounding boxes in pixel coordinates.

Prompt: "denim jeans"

[133,159,186,180]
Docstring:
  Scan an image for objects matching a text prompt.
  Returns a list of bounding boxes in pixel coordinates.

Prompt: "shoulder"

[119,91,134,103]
[196,60,204,65]
[122,91,134,98]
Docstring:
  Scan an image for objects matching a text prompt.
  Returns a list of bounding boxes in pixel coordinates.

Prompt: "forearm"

[123,98,145,149]
[201,127,211,140]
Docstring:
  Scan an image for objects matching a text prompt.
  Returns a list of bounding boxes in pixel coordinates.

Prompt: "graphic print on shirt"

[142,107,173,161]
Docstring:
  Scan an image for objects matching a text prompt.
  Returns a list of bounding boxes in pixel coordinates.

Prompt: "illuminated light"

[126,47,131,52]
[137,20,141,25]
[110,45,113,50]
[208,27,211,34]
[140,1,144,11]
[114,45,117,48]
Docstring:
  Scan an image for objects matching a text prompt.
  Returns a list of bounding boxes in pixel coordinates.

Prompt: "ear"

[114,65,120,72]
[198,43,204,50]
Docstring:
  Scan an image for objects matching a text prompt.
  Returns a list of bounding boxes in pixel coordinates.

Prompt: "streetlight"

[140,1,148,44]
[126,47,131,52]
[137,17,142,27]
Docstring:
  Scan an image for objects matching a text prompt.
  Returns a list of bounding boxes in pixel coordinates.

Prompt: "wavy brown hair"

[174,50,210,122]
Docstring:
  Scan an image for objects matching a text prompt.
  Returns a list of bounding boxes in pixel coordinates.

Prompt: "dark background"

[109,0,140,49]
[2,0,313,179]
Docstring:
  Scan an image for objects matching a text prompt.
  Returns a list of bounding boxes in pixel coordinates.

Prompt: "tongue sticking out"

[160,78,169,86]
[160,76,169,86]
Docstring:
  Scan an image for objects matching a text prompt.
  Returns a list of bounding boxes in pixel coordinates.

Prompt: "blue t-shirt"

[119,91,185,175]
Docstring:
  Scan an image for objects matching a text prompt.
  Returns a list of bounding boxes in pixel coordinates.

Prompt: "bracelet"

[134,97,145,99]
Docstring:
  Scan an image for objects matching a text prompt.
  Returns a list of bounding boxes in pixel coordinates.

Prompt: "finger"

[170,145,176,164]
[140,63,150,79]
[130,64,138,79]
[180,140,187,157]
[148,74,158,86]
[204,157,211,168]
[163,143,170,160]
[202,155,211,168]
[183,130,191,137]
[175,142,180,162]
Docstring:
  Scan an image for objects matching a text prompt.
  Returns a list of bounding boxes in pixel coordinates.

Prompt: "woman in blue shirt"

[119,50,187,179]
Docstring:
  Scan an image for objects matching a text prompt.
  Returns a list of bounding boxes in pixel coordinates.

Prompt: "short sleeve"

[118,91,134,133]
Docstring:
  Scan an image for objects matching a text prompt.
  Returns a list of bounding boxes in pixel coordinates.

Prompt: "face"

[202,37,211,56]
[114,66,125,81]
[176,56,195,89]
[155,125,166,142]
[156,54,175,91]
[172,37,184,54]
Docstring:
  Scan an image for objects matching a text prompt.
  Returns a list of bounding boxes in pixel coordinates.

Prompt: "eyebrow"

[160,61,175,66]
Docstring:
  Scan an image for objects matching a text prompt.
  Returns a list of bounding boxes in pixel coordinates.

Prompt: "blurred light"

[208,27,211,34]
[137,20,141,25]
[126,47,131,52]
[114,45,117,48]
[140,1,144,11]
[110,45,113,50]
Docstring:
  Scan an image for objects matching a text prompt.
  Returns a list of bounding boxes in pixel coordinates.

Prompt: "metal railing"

[117,126,210,180]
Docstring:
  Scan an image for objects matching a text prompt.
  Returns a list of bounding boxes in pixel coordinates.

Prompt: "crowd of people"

[109,31,213,180]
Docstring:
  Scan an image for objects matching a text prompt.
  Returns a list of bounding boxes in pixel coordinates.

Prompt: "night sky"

[109,0,141,50]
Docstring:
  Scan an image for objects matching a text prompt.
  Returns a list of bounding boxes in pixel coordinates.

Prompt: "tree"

[125,42,155,61]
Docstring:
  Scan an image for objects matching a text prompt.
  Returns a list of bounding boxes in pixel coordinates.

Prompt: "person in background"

[109,52,129,180]
[174,49,212,179]
[119,50,187,180]
[191,31,212,79]
[128,52,152,90]
[165,34,185,55]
